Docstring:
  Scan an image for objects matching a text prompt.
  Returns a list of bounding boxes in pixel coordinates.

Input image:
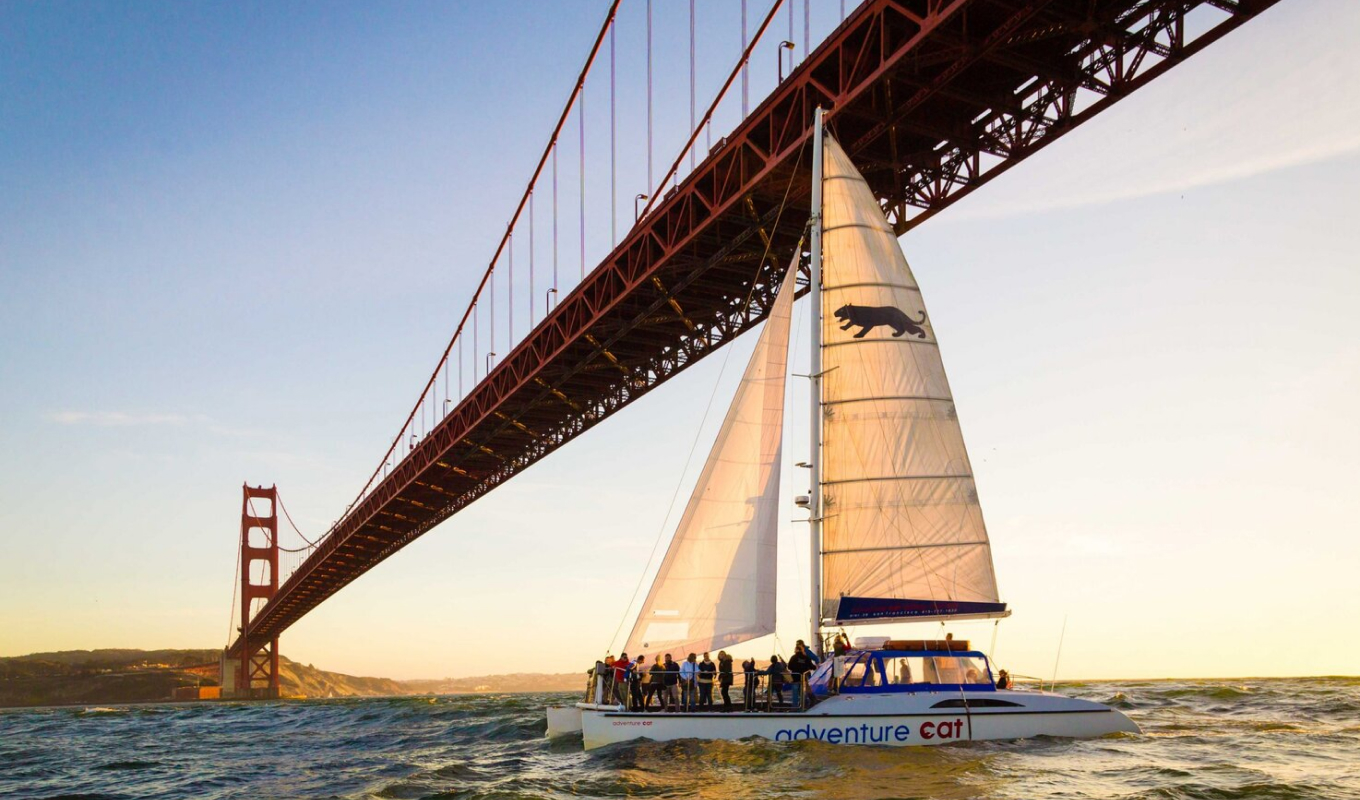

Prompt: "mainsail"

[818,136,1007,624]
[623,258,799,658]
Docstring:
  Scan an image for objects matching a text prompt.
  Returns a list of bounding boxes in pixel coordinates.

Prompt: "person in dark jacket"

[788,644,815,709]
[717,651,735,712]
[697,652,716,710]
[647,657,667,711]
[794,639,821,668]
[661,654,680,711]
[766,655,787,708]
[742,657,759,711]
[629,655,646,710]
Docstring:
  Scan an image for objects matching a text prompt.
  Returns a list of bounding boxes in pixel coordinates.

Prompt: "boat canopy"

[809,649,997,696]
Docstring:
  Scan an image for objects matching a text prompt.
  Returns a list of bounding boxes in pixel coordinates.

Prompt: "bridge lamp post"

[778,41,795,82]
[635,193,648,221]
[545,287,557,315]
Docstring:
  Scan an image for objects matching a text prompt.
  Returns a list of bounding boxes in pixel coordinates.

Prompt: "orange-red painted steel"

[232,0,1281,654]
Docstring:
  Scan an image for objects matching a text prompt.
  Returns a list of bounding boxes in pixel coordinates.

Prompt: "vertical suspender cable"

[647,0,653,192]
[689,0,696,172]
[509,232,514,344]
[804,0,809,55]
[529,192,536,327]
[553,147,559,296]
[742,0,749,117]
[330,0,620,524]
[490,260,495,367]
[637,0,786,221]
[610,23,617,246]
[788,0,794,44]
[473,303,479,383]
[579,87,585,281]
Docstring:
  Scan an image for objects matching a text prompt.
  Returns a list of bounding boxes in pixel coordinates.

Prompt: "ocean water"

[2,677,1358,800]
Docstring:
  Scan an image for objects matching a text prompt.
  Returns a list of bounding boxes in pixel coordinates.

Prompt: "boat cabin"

[810,646,997,698]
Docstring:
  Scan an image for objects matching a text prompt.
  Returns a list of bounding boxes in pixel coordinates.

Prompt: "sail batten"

[818,135,1005,626]
[622,257,800,659]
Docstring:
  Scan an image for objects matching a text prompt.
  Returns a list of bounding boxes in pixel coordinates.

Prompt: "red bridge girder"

[233,0,1280,653]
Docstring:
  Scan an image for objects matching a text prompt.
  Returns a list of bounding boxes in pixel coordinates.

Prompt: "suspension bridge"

[222,0,1280,697]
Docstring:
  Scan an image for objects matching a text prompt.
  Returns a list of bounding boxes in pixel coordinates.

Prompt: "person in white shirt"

[679,653,699,711]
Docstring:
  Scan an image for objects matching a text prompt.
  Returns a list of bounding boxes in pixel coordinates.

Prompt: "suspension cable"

[225,531,241,647]
[647,0,653,191]
[689,0,696,172]
[611,23,617,246]
[276,491,318,547]
[530,192,536,328]
[638,0,786,221]
[327,0,621,536]
[742,0,749,117]
[580,83,586,281]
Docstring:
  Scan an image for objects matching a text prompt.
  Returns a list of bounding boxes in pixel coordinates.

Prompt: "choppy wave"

[2,678,1358,799]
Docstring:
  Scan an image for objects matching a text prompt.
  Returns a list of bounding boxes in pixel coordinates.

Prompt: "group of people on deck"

[591,639,827,712]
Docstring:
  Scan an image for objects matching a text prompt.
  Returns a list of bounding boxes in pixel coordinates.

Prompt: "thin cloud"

[46,411,190,427]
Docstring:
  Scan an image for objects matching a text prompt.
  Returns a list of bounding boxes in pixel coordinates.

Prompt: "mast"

[808,106,825,652]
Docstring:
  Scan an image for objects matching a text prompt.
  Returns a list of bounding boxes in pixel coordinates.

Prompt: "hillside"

[0,649,585,707]
[0,649,400,707]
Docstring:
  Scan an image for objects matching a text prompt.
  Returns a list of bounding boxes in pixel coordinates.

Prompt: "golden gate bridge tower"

[222,484,280,699]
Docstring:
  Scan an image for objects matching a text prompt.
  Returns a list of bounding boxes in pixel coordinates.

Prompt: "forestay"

[818,136,1006,624]
[623,257,799,658]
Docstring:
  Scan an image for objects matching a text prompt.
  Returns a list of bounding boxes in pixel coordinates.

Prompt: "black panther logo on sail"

[833,304,928,339]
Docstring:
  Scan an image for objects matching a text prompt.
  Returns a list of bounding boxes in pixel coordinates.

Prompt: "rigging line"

[605,153,804,656]
[788,279,809,622]
[326,0,621,534]
[638,0,786,221]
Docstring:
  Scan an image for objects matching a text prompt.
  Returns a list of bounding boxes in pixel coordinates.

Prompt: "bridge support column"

[233,483,280,699]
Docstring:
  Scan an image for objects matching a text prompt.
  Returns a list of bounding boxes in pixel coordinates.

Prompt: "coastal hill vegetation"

[0,649,582,708]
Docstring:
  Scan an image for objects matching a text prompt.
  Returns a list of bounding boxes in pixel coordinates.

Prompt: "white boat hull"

[545,705,584,738]
[580,689,1137,750]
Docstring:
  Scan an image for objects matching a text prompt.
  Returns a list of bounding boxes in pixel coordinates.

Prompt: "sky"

[2,0,1357,682]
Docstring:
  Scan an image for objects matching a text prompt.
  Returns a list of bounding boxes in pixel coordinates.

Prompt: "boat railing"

[580,663,822,712]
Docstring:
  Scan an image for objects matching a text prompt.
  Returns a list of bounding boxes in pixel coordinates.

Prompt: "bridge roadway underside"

[234,0,1278,653]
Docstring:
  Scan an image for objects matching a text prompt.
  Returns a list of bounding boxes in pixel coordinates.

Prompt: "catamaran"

[548,109,1138,750]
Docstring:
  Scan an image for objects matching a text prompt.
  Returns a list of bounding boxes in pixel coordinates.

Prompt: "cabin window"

[884,656,926,685]
[921,655,991,685]
[842,654,872,687]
